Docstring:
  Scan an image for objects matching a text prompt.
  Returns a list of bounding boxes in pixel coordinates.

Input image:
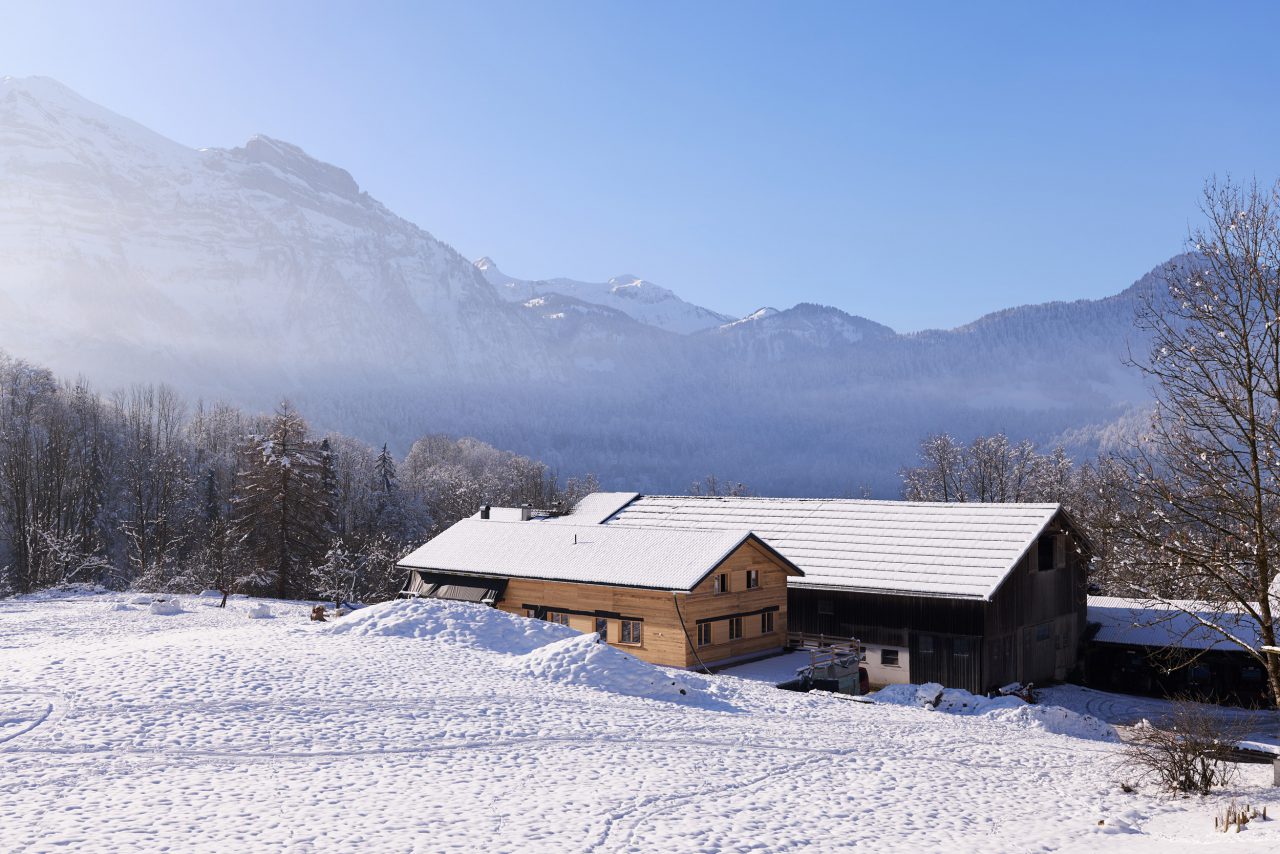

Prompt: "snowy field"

[2,592,1279,853]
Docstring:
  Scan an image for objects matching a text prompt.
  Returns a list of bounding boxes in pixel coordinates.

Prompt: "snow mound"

[131,595,153,605]
[871,683,1117,742]
[518,634,703,703]
[320,598,576,654]
[247,603,273,619]
[871,682,947,708]
[986,703,1118,742]
[148,600,183,616]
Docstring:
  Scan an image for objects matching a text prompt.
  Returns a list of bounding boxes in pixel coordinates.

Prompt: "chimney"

[480,504,491,520]
[521,503,532,521]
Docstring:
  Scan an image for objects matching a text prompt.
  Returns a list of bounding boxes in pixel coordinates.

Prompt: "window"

[712,573,728,594]
[1038,534,1064,571]
[746,569,759,589]
[918,635,935,655]
[817,600,834,616]
[1035,623,1051,642]
[697,623,712,647]
[620,620,642,645]
[728,617,743,640]
[595,617,609,640]
[760,611,774,634]
[525,608,537,619]
[546,611,570,626]
[952,638,972,659]
[881,649,900,667]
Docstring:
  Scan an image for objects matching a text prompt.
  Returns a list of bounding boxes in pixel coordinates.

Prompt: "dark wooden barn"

[1084,597,1273,708]
[578,492,1090,694]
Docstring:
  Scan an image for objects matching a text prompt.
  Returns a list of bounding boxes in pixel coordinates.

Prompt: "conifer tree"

[230,403,334,599]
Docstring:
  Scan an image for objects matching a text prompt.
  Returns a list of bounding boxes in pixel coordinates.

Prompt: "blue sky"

[3,1,1278,330]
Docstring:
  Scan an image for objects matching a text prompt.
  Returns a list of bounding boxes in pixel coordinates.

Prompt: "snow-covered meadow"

[2,592,1278,852]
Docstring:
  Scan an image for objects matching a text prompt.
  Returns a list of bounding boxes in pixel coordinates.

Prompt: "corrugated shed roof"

[599,495,1062,600]
[1089,596,1266,652]
[397,518,783,591]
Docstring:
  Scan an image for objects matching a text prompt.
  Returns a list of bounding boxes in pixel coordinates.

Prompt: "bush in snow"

[1121,702,1241,794]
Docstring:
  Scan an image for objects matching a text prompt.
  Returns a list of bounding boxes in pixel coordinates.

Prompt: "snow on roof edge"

[592,493,1067,601]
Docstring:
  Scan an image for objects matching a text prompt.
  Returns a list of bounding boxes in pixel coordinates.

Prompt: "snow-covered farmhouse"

[397,518,804,669]
[568,493,1090,693]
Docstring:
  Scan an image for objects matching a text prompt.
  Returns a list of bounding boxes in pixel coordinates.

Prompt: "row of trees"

[899,178,1280,705]
[0,366,596,602]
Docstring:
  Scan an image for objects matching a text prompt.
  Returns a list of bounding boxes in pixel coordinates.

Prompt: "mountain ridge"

[0,75,1157,495]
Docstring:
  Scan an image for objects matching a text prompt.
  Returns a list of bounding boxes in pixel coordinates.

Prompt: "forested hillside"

[0,350,595,599]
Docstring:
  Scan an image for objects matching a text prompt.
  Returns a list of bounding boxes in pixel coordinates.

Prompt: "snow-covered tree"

[311,543,358,609]
[230,403,335,599]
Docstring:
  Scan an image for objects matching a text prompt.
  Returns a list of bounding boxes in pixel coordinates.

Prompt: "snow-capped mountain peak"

[720,307,781,329]
[474,258,733,334]
[225,135,363,201]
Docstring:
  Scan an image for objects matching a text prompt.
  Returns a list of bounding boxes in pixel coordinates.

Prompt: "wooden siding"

[495,538,794,668]
[983,515,1090,689]
[789,588,985,642]
[678,538,794,666]
[786,510,1091,694]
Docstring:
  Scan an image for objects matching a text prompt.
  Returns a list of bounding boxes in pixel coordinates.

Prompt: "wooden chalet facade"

[397,519,803,669]
[578,493,1091,695]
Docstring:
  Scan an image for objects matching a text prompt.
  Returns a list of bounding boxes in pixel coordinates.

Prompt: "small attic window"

[1037,534,1064,571]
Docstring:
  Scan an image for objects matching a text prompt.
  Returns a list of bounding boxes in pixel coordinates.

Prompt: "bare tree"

[1109,178,1280,703]
[901,433,966,502]
[689,474,752,497]
[1121,701,1242,794]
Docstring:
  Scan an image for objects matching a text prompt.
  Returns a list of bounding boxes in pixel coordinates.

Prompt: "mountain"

[0,76,1157,495]
[476,257,734,334]
[0,75,543,397]
[707,303,897,361]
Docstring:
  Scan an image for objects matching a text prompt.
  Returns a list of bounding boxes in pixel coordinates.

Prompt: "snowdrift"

[519,634,709,705]
[871,683,1117,742]
[247,603,273,619]
[320,598,576,654]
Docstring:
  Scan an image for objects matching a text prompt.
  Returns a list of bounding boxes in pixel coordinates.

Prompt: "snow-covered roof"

[398,518,799,592]
[556,492,639,525]
[470,506,536,522]
[1088,596,1266,652]
[596,494,1065,600]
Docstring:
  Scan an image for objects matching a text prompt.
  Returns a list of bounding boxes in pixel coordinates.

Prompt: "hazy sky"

[3,1,1278,330]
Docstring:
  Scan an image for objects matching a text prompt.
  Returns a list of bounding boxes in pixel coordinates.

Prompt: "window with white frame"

[881,649,900,667]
